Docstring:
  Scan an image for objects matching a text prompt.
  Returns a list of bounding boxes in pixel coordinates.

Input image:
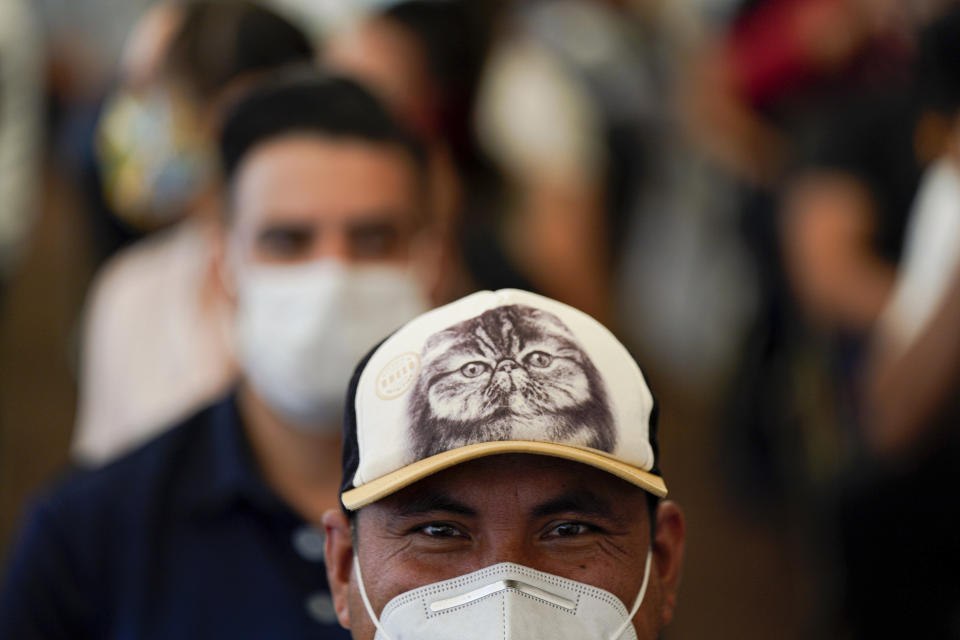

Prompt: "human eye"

[542,521,600,539]
[348,220,401,259]
[256,224,315,260]
[413,522,469,539]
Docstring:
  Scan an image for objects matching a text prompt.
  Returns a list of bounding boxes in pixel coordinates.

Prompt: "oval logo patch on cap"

[376,352,421,400]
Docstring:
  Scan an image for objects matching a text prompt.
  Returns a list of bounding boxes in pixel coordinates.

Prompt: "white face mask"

[234,260,429,431]
[353,551,653,640]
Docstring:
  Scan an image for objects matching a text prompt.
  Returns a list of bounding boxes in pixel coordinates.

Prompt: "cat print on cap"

[407,304,615,459]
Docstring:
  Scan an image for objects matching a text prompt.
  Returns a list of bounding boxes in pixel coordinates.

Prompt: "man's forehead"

[230,136,422,218]
[231,139,423,232]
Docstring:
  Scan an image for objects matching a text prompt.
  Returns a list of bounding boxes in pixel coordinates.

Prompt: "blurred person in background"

[72,0,316,465]
[595,0,760,385]
[833,7,960,634]
[779,0,958,339]
[692,3,960,633]
[472,0,667,328]
[692,0,954,511]
[0,71,441,639]
[777,0,960,464]
[328,0,698,340]
[0,0,43,305]
[326,0,497,303]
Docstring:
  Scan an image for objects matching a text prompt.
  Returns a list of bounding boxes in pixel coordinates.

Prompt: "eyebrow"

[346,212,405,227]
[531,490,616,520]
[393,492,478,518]
[256,219,316,231]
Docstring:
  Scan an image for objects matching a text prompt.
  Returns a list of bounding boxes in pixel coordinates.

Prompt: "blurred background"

[3,0,960,637]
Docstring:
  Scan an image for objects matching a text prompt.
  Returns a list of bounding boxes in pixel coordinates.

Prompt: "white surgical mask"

[234,260,428,431]
[354,551,653,640]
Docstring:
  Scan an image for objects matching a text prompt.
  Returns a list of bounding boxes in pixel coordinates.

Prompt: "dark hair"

[218,70,428,187]
[165,0,315,103]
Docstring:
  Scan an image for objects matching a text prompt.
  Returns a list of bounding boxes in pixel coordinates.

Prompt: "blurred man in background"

[0,72,440,639]
[72,0,316,465]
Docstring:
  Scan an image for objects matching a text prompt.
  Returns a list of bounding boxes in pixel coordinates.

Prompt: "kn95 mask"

[353,552,653,640]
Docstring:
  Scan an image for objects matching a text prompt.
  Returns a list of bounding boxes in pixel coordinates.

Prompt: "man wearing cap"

[324,289,686,639]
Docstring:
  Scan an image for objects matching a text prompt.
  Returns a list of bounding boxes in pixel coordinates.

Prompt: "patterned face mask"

[96,85,214,230]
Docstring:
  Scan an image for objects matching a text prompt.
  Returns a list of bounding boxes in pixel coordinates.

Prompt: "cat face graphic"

[407,304,615,459]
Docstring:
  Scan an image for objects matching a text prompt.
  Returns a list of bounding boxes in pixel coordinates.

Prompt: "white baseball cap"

[339,289,666,511]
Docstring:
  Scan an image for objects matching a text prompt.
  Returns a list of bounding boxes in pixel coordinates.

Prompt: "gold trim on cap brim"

[341,440,668,511]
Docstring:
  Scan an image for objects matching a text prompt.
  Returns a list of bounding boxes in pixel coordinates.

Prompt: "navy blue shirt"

[0,393,352,639]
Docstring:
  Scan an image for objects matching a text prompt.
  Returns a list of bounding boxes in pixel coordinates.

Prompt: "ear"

[652,500,686,626]
[323,509,355,630]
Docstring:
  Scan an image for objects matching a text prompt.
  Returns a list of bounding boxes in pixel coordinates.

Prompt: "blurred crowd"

[2,0,960,637]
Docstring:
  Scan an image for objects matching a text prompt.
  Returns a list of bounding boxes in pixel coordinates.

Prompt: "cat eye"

[460,361,489,378]
[524,351,553,368]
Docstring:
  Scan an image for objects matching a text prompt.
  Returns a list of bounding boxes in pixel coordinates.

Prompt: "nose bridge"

[315,225,351,262]
[484,524,534,568]
[496,358,518,373]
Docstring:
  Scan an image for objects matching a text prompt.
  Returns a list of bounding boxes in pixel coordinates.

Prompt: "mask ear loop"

[354,554,396,640]
[609,548,653,640]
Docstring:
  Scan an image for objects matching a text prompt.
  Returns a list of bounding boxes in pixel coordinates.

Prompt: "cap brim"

[341,440,668,511]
